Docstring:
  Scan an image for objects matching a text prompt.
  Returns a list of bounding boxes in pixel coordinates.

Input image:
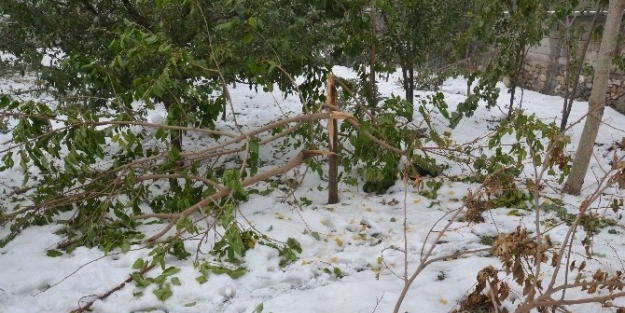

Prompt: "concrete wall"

[519,13,625,113]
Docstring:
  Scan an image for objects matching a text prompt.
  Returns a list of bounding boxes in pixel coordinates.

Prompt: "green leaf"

[153,285,172,301]
[132,258,145,269]
[195,276,208,284]
[155,128,167,140]
[121,240,131,253]
[215,21,233,31]
[168,146,181,161]
[310,232,321,241]
[333,267,344,278]
[46,250,63,257]
[171,277,181,286]
[248,17,259,30]
[242,32,254,44]
[249,137,259,176]
[162,266,181,276]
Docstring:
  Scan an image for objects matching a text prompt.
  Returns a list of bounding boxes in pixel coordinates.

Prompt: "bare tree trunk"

[562,0,624,195]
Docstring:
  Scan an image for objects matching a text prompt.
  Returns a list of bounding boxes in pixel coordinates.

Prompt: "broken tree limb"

[136,149,334,242]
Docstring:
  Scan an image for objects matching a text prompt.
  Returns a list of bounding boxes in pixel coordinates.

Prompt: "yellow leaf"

[301,260,309,265]
[413,199,421,204]
[335,238,344,246]
[330,256,338,263]
[439,298,448,305]
[448,190,454,195]
[365,207,373,212]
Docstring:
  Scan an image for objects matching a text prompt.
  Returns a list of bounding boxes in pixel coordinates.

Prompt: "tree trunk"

[326,74,339,204]
[562,0,624,196]
[402,64,414,105]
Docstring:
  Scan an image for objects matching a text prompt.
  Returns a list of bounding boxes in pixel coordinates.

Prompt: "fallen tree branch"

[136,149,334,242]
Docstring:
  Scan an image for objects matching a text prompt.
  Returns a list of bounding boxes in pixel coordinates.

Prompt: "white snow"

[0,66,624,313]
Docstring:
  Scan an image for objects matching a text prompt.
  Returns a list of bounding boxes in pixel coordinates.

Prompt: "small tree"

[559,3,605,131]
[378,0,469,107]
[563,0,624,195]
[458,0,577,120]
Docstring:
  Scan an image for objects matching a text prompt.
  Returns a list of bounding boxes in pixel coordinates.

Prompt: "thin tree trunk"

[221,83,229,121]
[326,74,339,204]
[560,5,604,131]
[507,45,527,118]
[545,24,563,95]
[402,63,414,105]
[562,0,624,195]
[402,66,409,94]
[561,20,573,128]
[407,66,414,121]
[368,0,378,108]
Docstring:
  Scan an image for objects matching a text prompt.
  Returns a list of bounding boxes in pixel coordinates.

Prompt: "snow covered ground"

[0,66,624,313]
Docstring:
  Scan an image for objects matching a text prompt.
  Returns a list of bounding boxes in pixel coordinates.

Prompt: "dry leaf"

[523,280,532,296]
[551,252,559,267]
[575,273,582,284]
[513,256,524,285]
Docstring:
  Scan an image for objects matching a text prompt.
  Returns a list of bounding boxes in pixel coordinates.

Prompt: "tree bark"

[562,0,625,195]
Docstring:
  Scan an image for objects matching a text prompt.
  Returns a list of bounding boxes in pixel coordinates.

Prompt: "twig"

[73,263,156,313]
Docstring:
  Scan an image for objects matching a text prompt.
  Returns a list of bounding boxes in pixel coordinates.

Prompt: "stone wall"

[517,13,625,113]
[519,61,625,105]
